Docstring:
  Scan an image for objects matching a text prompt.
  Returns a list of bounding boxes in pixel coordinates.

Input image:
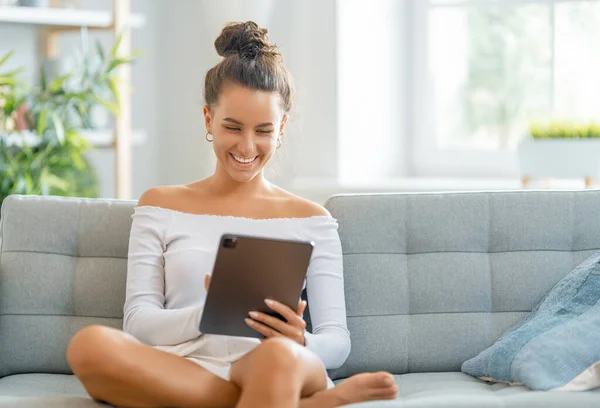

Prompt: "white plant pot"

[517,138,600,179]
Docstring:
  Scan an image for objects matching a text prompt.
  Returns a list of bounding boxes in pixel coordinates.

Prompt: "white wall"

[336,0,408,184]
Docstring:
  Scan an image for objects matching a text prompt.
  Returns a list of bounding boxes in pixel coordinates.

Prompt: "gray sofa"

[1,191,599,407]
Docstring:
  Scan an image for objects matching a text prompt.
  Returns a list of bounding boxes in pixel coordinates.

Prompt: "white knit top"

[123,206,351,369]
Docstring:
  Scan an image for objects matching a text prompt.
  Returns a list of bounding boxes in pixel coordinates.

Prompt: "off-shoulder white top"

[123,206,351,370]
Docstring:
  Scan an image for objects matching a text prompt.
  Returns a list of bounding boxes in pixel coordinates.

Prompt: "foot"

[302,372,398,407]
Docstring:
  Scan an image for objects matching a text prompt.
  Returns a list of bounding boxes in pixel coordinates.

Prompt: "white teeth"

[231,153,257,164]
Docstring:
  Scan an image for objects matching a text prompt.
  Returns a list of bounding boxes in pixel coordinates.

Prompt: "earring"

[276,137,282,149]
[206,132,213,142]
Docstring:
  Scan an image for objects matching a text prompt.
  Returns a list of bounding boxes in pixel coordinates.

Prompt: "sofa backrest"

[0,195,135,377]
[326,190,600,379]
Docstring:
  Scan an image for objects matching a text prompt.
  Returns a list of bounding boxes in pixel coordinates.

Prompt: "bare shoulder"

[275,188,331,218]
[137,185,188,209]
[292,198,331,218]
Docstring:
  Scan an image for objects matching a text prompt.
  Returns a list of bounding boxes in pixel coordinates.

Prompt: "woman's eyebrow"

[223,118,273,128]
[223,117,243,125]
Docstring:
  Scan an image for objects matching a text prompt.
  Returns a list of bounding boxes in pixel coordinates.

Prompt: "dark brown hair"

[204,21,294,113]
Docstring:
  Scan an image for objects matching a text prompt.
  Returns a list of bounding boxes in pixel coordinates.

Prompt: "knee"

[66,325,120,374]
[254,337,303,374]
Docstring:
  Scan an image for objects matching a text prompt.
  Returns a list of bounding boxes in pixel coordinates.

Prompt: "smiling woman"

[204,83,285,181]
[65,20,398,408]
[202,21,293,183]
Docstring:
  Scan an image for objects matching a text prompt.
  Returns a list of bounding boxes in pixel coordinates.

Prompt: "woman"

[66,21,398,408]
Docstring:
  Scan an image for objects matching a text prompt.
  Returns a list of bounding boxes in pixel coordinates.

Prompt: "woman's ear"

[280,114,288,134]
[203,105,212,133]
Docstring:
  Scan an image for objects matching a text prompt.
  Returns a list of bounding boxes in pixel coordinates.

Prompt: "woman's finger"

[297,300,307,317]
[204,274,211,291]
[249,311,301,338]
[264,299,297,323]
[245,317,278,339]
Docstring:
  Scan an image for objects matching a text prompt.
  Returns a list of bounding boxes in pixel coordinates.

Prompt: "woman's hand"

[204,274,211,291]
[246,299,307,346]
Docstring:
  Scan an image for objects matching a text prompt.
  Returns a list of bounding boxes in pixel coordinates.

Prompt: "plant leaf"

[93,95,119,115]
[70,151,85,170]
[66,130,89,150]
[110,30,124,58]
[1,67,25,77]
[43,172,69,190]
[24,172,34,191]
[0,50,15,67]
[95,39,105,62]
[107,57,135,73]
[40,66,47,92]
[62,92,89,101]
[108,76,121,109]
[0,76,18,85]
[51,112,65,144]
[15,177,27,194]
[49,73,72,93]
[37,108,48,136]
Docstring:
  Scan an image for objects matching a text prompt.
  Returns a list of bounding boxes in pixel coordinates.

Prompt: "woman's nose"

[237,131,256,155]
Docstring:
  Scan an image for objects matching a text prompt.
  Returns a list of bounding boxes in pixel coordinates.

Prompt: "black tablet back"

[199,234,314,338]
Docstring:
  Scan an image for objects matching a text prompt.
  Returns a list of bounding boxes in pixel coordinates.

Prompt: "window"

[413,0,600,176]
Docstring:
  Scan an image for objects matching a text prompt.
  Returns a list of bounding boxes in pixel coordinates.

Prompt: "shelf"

[1,129,147,148]
[0,6,145,29]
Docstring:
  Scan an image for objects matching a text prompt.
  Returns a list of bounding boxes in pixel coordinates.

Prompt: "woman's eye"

[257,130,273,134]
[225,127,240,131]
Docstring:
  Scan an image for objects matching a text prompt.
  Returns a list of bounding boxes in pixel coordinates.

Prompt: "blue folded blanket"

[462,251,600,391]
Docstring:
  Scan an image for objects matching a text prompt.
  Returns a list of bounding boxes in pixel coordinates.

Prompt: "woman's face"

[204,83,287,184]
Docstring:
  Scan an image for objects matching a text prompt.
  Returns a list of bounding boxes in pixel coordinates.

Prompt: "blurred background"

[1,0,600,205]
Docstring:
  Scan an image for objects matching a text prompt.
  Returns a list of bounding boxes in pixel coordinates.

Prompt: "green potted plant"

[0,30,140,204]
[517,121,600,187]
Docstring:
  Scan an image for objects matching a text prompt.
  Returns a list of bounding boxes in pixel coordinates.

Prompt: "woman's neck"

[206,166,273,198]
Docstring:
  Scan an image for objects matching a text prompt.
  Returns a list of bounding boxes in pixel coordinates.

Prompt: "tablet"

[199,233,315,339]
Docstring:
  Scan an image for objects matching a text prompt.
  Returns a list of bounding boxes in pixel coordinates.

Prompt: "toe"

[383,385,399,399]
[375,372,395,387]
[370,385,398,400]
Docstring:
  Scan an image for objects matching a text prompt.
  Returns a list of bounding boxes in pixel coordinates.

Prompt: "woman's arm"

[123,189,203,346]
[303,217,352,369]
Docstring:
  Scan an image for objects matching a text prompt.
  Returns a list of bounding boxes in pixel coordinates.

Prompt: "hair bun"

[215,21,278,59]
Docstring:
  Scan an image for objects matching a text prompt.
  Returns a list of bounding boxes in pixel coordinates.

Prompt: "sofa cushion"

[2,372,599,408]
[461,251,600,391]
[335,372,600,407]
[0,374,103,407]
[0,374,89,398]
[0,396,101,408]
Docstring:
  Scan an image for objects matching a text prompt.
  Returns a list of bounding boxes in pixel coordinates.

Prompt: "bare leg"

[230,337,398,408]
[66,325,240,408]
[67,325,397,408]
[299,372,398,407]
[230,337,326,408]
